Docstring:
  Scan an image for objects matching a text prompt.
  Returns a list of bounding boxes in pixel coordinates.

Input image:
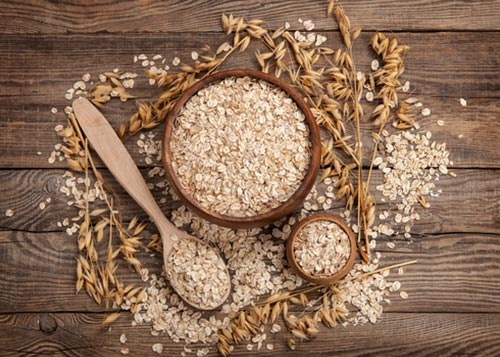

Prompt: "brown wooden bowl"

[286,213,357,285]
[162,69,321,229]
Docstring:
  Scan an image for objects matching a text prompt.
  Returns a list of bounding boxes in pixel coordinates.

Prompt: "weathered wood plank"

[1,32,499,169]
[1,0,500,33]
[1,32,499,99]
[1,96,494,169]
[0,229,499,314]
[1,169,498,235]
[1,312,499,356]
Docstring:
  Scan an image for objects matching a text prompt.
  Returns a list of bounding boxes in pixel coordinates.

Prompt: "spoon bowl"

[72,97,231,310]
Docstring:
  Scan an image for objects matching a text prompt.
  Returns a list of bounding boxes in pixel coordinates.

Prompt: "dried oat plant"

[216,260,416,356]
[58,111,147,314]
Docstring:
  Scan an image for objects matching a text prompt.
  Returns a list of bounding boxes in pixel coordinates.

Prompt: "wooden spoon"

[72,97,231,310]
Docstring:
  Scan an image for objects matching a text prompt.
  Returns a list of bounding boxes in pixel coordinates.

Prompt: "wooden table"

[1,1,499,355]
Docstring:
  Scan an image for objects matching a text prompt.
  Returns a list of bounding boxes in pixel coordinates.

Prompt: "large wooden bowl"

[162,69,321,229]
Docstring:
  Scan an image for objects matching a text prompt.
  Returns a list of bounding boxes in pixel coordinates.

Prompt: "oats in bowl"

[294,219,351,277]
[170,75,311,217]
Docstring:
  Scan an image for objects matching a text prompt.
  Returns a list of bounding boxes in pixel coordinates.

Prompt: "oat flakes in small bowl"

[163,69,321,228]
[286,213,356,285]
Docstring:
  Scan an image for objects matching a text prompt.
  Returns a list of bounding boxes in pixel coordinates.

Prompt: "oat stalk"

[218,259,417,355]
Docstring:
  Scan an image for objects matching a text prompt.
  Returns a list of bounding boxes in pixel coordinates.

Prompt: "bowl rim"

[162,69,321,229]
[286,213,357,285]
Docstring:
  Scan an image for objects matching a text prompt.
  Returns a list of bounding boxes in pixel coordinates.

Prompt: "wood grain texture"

[2,96,498,169]
[0,229,499,314]
[1,169,498,235]
[1,32,499,99]
[1,0,500,34]
[1,312,499,356]
[1,31,499,169]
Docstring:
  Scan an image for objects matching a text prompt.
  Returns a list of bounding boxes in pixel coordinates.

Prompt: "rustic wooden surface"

[0,1,499,356]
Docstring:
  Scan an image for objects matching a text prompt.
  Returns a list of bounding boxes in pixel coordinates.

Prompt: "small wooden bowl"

[162,69,321,229]
[286,213,357,285]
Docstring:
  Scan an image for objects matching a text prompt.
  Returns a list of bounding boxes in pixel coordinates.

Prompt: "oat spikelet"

[327,0,335,16]
[102,312,120,325]
[335,7,352,49]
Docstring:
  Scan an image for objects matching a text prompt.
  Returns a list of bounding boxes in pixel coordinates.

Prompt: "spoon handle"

[72,97,176,251]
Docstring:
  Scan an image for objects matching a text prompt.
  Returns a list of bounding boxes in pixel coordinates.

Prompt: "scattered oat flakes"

[439,165,448,174]
[51,107,58,114]
[5,209,14,217]
[152,343,163,354]
[82,73,91,82]
[65,88,74,100]
[303,19,315,31]
[120,348,130,355]
[172,57,181,66]
[459,98,467,107]
[437,120,445,126]
[191,51,199,60]
[37,151,42,156]
[122,79,135,89]
[270,323,281,333]
[266,343,274,351]
[197,347,209,356]
[402,80,410,93]
[183,346,192,353]
[365,91,374,102]
[120,333,127,344]
[39,202,46,210]
[400,291,408,299]
[458,134,464,139]
[374,130,450,237]
[386,242,395,249]
[371,59,380,71]
[315,34,327,46]
[421,108,431,116]
[73,80,86,90]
